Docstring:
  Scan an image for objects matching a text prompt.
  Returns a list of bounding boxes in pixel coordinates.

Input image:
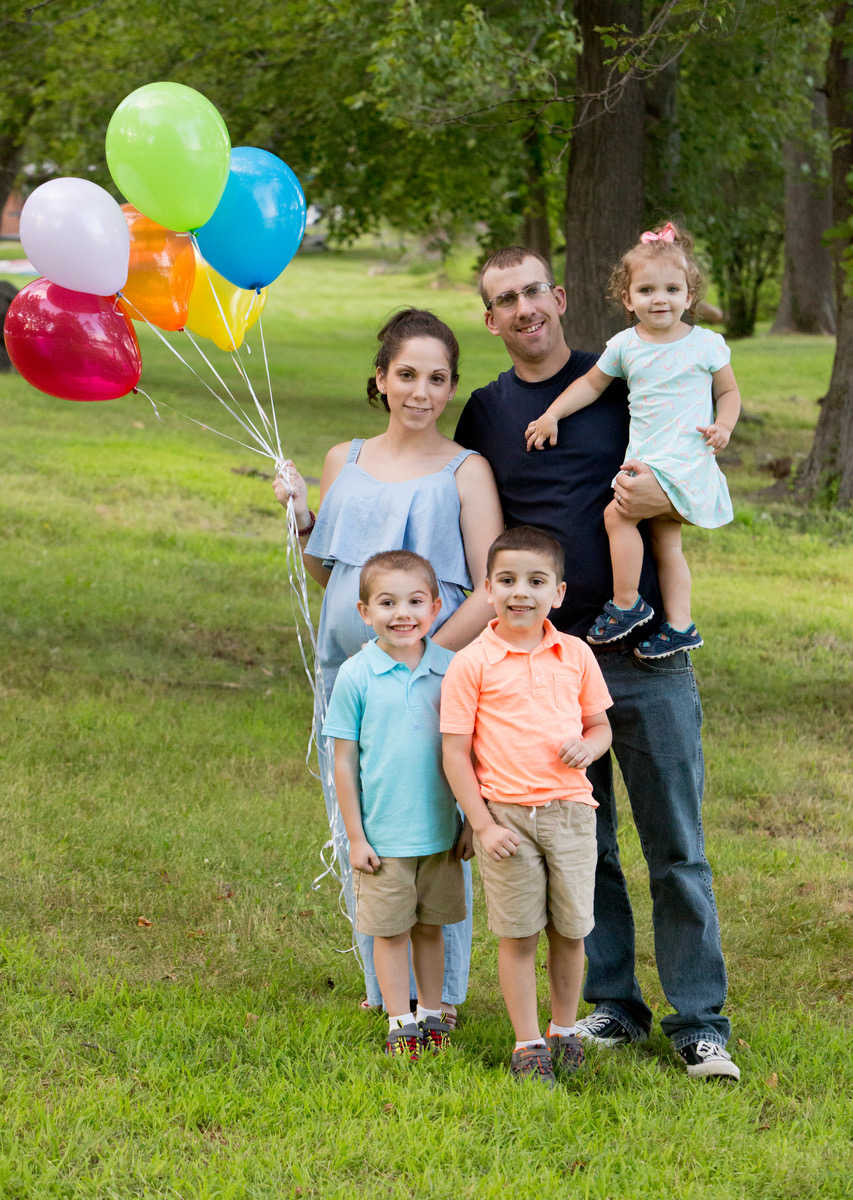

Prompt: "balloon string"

[190,235,277,451]
[192,237,280,453]
[117,292,271,451]
[257,312,284,463]
[134,391,278,461]
[181,328,277,456]
[279,487,359,957]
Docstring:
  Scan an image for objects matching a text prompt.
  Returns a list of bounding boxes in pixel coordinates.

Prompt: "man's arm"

[442,733,520,860]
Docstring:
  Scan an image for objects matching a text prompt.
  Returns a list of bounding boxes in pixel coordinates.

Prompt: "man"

[454,246,739,1081]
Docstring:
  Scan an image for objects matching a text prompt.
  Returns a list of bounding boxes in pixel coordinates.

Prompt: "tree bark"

[520,124,552,270]
[0,281,19,371]
[796,3,853,505]
[562,0,645,349]
[771,89,836,335]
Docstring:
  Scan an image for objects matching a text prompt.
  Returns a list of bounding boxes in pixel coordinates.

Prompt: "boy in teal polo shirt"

[322,550,466,1059]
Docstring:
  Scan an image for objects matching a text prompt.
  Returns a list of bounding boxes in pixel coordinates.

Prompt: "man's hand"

[477,822,521,861]
[525,412,559,451]
[350,838,381,874]
[454,820,475,861]
[558,736,595,769]
[697,423,731,453]
[614,460,679,521]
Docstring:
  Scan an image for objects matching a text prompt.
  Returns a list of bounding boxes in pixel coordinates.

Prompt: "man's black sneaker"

[678,1040,740,1080]
[573,1013,634,1046]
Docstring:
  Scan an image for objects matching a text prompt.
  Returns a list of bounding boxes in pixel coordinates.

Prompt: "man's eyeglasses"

[484,281,555,311]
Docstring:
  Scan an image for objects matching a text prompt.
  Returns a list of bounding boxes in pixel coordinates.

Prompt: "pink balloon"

[4,278,141,401]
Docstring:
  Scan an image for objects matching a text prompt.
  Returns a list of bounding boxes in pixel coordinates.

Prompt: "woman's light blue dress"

[306,438,476,1006]
[597,325,734,527]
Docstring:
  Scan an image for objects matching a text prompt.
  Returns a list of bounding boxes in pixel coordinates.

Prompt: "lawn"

[1,246,851,1198]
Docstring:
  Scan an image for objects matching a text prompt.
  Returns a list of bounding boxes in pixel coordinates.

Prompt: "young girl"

[524,221,741,659]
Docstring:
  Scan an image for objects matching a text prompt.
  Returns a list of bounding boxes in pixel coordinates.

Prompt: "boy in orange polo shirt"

[441,525,613,1086]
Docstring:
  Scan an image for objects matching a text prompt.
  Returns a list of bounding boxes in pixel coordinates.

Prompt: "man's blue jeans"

[585,646,730,1049]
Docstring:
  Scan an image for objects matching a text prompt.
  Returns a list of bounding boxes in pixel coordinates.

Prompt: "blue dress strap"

[444,447,476,474]
[346,438,364,464]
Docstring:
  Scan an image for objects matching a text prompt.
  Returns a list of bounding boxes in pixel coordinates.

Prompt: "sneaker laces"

[693,1040,730,1060]
[582,1013,619,1036]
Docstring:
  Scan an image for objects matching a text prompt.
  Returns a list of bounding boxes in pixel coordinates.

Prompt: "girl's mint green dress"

[597,325,734,527]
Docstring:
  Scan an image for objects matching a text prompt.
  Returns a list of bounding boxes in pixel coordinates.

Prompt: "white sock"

[416,1005,443,1024]
[547,1020,577,1038]
[514,1036,546,1051]
[389,1012,415,1032]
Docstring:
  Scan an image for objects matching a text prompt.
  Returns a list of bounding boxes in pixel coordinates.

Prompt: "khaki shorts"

[354,850,466,937]
[473,800,596,939]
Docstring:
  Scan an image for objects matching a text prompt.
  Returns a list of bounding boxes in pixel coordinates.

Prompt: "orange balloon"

[117,205,195,330]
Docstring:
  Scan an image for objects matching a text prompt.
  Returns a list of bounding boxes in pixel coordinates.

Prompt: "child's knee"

[604,498,635,534]
[412,921,442,942]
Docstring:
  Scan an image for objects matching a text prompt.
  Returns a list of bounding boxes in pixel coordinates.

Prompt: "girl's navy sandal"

[634,621,703,659]
[587,597,654,645]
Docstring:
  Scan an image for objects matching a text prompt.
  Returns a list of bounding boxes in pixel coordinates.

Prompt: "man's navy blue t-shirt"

[455,351,663,640]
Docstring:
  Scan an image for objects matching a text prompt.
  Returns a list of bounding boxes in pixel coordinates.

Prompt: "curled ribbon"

[640,222,677,244]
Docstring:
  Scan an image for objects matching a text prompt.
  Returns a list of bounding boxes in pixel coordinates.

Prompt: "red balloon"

[5,278,142,401]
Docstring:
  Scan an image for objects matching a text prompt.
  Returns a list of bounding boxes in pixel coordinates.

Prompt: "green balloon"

[106,82,230,232]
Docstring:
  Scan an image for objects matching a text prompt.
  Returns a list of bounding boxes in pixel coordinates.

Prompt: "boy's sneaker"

[634,621,703,659]
[510,1044,556,1088]
[546,1031,584,1076]
[385,1022,422,1061]
[419,1014,452,1052]
[678,1040,740,1081]
[588,597,654,645]
[573,1012,634,1047]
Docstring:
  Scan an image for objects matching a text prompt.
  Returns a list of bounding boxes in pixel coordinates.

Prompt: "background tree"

[562,0,645,345]
[658,2,827,338]
[771,79,836,334]
[796,1,853,505]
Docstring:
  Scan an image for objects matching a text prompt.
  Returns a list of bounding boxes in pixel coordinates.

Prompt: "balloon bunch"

[5,80,307,473]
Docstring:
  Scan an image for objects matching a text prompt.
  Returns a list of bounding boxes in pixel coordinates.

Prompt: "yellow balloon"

[185,252,267,351]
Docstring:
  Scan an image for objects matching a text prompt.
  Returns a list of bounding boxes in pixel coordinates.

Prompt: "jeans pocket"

[630,649,691,676]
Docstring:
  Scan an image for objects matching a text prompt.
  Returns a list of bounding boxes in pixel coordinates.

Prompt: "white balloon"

[20,177,130,295]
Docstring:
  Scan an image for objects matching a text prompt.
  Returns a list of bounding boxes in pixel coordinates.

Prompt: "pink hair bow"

[640,222,677,244]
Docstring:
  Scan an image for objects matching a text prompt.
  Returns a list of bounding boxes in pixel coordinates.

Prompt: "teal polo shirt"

[322,637,458,858]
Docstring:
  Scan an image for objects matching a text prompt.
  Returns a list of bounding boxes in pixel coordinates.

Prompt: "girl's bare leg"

[603,499,645,609]
[649,515,692,628]
[410,922,444,1011]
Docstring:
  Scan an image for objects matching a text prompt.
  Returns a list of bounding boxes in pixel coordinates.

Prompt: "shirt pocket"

[547,665,583,722]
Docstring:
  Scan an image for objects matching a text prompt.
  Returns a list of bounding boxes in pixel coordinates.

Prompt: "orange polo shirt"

[440,618,612,806]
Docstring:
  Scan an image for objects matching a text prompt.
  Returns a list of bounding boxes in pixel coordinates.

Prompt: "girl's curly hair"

[608,221,705,316]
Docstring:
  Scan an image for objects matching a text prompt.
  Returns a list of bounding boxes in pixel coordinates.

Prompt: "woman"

[275,308,503,1016]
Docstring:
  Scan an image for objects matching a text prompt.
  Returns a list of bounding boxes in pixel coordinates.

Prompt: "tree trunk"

[771,90,836,335]
[562,0,645,349]
[0,281,20,371]
[796,2,853,505]
[520,125,552,271]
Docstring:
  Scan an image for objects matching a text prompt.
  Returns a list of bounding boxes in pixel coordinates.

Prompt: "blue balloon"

[195,147,306,290]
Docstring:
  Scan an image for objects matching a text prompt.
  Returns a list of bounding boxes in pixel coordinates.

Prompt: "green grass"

[1,248,851,1198]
